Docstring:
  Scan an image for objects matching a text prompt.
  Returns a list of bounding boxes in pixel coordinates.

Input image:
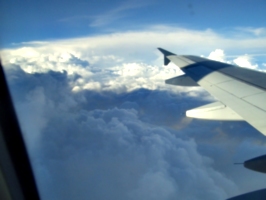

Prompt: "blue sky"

[1,1,266,200]
[1,0,266,46]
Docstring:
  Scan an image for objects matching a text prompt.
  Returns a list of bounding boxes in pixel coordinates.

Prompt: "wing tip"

[157,48,176,56]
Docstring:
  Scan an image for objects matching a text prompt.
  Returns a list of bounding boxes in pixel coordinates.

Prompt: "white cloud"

[2,26,265,93]
[2,25,266,64]
[2,25,266,200]
[208,49,226,62]
[236,27,266,36]
[7,67,240,199]
[233,55,258,69]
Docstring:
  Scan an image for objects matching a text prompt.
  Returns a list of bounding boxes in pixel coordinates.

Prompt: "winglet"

[158,48,176,66]
[158,48,176,56]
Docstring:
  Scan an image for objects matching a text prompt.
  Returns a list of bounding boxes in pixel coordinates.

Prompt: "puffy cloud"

[7,67,240,200]
[2,26,266,200]
[207,49,262,70]
[233,55,258,69]
[208,49,226,62]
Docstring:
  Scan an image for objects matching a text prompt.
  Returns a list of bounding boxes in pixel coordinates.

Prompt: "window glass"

[1,1,266,199]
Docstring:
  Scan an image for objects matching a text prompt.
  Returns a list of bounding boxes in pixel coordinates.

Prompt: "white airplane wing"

[158,48,266,136]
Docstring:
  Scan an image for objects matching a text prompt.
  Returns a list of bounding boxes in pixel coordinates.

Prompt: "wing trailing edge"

[165,75,199,86]
[227,188,266,200]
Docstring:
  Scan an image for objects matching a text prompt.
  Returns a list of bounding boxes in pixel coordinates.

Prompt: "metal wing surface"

[158,48,266,136]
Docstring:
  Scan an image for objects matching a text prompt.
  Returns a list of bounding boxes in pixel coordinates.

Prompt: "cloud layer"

[2,26,266,200]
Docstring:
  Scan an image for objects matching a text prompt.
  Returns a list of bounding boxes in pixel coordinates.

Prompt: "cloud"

[2,25,266,199]
[233,55,258,69]
[208,49,226,62]
[58,15,91,24]
[89,0,151,27]
[6,67,240,200]
[2,25,266,68]
[2,26,266,86]
[236,27,266,36]
[58,0,151,27]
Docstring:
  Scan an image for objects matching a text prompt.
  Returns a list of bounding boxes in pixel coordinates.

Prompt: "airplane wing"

[158,48,266,136]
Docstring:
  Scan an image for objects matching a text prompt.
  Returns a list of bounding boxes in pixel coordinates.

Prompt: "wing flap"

[243,92,266,111]
[196,77,266,135]
[186,101,243,121]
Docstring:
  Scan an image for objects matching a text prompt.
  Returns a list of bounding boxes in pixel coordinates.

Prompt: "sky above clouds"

[1,0,266,46]
[1,0,266,200]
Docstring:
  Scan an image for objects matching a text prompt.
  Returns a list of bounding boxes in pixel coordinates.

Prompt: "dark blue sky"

[1,0,266,47]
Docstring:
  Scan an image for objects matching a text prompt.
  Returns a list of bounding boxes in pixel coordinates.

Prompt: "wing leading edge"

[158,47,266,136]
